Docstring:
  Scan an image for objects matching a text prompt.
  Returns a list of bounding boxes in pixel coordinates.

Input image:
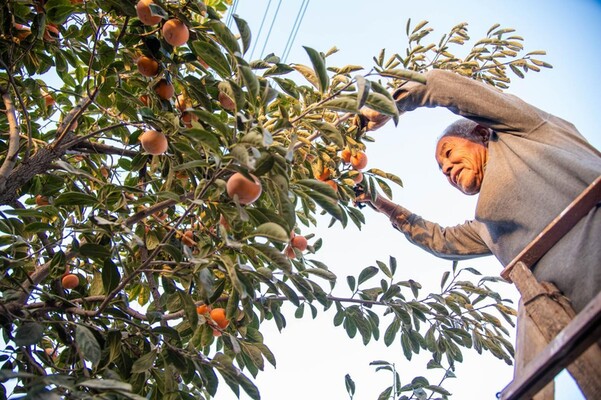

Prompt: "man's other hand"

[357,107,391,132]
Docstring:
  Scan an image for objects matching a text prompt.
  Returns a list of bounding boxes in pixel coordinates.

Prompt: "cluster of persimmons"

[45,1,323,329]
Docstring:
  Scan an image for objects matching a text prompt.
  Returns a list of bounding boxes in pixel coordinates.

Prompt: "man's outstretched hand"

[356,107,391,132]
[353,184,377,210]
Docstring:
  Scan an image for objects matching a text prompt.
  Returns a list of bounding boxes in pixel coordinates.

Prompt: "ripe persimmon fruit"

[139,129,168,155]
[181,111,198,128]
[13,23,31,41]
[218,91,235,112]
[291,235,308,251]
[43,24,59,42]
[350,151,368,170]
[137,56,159,77]
[350,171,364,184]
[181,230,195,247]
[284,245,296,259]
[316,168,331,181]
[162,19,189,47]
[324,180,338,191]
[139,94,150,106]
[209,307,229,329]
[340,148,351,164]
[154,79,174,100]
[176,93,192,112]
[196,304,211,315]
[35,195,50,206]
[135,0,162,25]
[44,93,55,107]
[226,172,262,205]
[219,214,230,230]
[61,274,79,289]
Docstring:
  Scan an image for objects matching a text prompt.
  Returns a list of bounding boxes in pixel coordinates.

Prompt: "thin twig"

[71,139,138,158]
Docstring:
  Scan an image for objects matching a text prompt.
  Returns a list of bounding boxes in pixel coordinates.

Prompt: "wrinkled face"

[435,136,489,195]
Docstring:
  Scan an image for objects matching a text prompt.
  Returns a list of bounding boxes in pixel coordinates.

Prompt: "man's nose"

[441,159,452,175]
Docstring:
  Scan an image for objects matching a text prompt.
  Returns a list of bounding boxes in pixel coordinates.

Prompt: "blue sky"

[218,1,601,399]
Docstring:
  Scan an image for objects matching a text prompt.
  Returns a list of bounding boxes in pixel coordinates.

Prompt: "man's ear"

[473,125,491,146]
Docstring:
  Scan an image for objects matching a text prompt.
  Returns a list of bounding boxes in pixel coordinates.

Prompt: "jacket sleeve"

[389,205,492,260]
[394,69,547,136]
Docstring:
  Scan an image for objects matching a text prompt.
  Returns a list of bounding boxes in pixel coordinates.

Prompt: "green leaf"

[345,374,356,396]
[272,77,299,98]
[303,46,329,92]
[102,259,120,294]
[181,127,222,153]
[365,92,399,118]
[76,325,101,366]
[245,243,291,272]
[401,332,413,360]
[358,266,378,285]
[54,191,98,207]
[188,109,231,136]
[380,68,427,84]
[221,256,246,299]
[14,322,44,346]
[304,268,337,281]
[254,342,276,368]
[440,271,450,289]
[291,64,319,89]
[24,222,54,233]
[347,276,356,291]
[199,364,219,396]
[276,281,300,306]
[233,15,252,55]
[426,385,452,396]
[306,120,344,148]
[207,20,240,54]
[384,318,401,346]
[246,222,289,242]
[191,40,232,78]
[295,180,343,221]
[355,75,370,109]
[45,0,73,24]
[239,65,260,100]
[237,372,261,400]
[79,379,134,392]
[79,243,111,261]
[378,386,393,400]
[319,96,359,113]
[131,349,157,374]
[179,291,199,327]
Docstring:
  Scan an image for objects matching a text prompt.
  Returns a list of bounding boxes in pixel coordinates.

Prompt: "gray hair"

[439,119,490,144]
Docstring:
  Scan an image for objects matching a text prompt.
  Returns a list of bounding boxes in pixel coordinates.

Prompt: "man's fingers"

[360,107,392,132]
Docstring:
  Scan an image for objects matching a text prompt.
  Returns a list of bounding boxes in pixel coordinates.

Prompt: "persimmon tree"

[0,1,550,399]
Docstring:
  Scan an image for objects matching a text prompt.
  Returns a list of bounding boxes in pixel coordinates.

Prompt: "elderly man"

[357,69,601,313]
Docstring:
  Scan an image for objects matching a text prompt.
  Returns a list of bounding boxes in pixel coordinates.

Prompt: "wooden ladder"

[498,175,601,400]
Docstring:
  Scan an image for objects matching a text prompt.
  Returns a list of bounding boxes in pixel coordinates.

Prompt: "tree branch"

[0,85,21,192]
[0,94,96,206]
[71,139,139,158]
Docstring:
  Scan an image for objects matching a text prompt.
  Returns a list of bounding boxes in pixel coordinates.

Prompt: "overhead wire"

[225,0,239,28]
[282,0,310,62]
[258,0,283,59]
[249,0,273,60]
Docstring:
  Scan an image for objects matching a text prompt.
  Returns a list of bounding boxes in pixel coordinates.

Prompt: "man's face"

[435,136,489,195]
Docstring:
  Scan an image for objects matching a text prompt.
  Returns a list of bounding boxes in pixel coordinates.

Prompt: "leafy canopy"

[0,1,549,398]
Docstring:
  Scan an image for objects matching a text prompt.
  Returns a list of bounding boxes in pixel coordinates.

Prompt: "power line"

[249,0,273,60]
[282,0,310,62]
[259,0,283,59]
[225,0,239,28]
